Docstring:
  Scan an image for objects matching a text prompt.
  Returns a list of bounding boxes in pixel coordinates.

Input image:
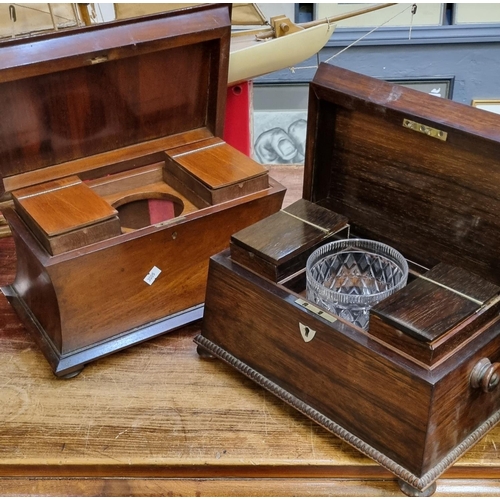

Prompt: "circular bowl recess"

[306,239,408,330]
[112,192,184,231]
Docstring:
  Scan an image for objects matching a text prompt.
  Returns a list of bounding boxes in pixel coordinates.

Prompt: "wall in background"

[252,3,500,163]
[255,3,500,105]
[256,42,500,106]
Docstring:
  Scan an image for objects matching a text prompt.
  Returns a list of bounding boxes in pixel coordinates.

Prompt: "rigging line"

[323,3,414,64]
[47,3,58,31]
[409,4,417,40]
[96,3,104,24]
[289,3,415,73]
[70,3,82,27]
[10,3,75,23]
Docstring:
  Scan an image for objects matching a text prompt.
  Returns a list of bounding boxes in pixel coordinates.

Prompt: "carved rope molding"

[194,334,500,492]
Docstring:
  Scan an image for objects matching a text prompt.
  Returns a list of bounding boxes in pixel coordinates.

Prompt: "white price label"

[144,266,162,285]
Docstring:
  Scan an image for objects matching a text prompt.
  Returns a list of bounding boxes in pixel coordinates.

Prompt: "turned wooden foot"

[398,479,437,497]
[196,345,215,359]
[58,366,85,379]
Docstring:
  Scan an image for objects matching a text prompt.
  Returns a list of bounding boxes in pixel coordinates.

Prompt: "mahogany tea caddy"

[0,4,285,377]
[196,63,500,496]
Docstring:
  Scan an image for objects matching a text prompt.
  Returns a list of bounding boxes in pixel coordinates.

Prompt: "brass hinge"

[403,119,447,141]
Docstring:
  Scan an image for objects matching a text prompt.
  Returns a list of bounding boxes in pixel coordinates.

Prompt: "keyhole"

[299,322,316,343]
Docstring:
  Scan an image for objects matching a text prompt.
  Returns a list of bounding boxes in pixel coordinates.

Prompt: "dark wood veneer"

[306,66,500,283]
[198,64,500,495]
[230,199,348,281]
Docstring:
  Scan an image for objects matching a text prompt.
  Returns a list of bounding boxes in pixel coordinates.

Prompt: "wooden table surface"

[1,166,500,496]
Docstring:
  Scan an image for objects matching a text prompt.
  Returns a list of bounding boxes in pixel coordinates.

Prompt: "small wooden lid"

[231,199,348,266]
[13,176,117,237]
[169,141,267,190]
[372,263,500,344]
[368,262,500,364]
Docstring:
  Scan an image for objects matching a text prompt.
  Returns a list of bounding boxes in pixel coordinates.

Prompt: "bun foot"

[58,366,84,379]
[196,345,215,359]
[398,479,436,497]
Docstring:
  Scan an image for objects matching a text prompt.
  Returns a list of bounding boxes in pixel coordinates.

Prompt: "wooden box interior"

[0,4,269,252]
[1,5,225,191]
[304,63,500,286]
[282,63,500,357]
[231,57,500,357]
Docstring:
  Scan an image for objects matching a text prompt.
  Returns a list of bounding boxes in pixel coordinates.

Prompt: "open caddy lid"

[0,3,231,200]
[305,63,500,286]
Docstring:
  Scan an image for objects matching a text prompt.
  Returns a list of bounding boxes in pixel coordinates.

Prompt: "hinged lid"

[230,199,349,281]
[0,3,231,198]
[11,175,122,255]
[13,176,117,237]
[165,138,269,205]
[375,263,500,344]
[169,141,266,191]
[369,262,500,363]
[305,63,500,286]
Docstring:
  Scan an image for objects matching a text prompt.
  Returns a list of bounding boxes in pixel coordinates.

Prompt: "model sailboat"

[113,3,395,85]
[0,3,395,85]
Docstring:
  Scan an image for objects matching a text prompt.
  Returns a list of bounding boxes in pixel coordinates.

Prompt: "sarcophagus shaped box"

[196,63,500,495]
[0,4,285,377]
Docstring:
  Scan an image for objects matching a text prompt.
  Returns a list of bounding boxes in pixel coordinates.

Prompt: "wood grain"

[305,64,500,286]
[4,177,284,366]
[232,199,348,265]
[88,162,203,227]
[2,477,500,497]
[0,5,230,187]
[0,215,9,238]
[267,164,304,208]
[12,175,123,255]
[165,140,269,204]
[1,236,500,495]
[200,250,500,484]
[201,253,435,477]
[13,176,118,236]
[230,199,348,281]
[169,140,267,189]
[0,3,288,376]
[371,263,500,344]
[3,129,212,198]
[197,63,500,492]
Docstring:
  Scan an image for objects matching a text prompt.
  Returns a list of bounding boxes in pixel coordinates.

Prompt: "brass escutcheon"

[299,322,316,343]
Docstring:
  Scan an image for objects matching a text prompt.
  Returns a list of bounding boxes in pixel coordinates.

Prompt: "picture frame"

[471,99,500,115]
[252,82,309,165]
[386,77,454,99]
[251,77,455,164]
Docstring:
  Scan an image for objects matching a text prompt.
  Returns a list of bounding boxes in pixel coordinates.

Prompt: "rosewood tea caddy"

[196,64,500,495]
[0,4,285,377]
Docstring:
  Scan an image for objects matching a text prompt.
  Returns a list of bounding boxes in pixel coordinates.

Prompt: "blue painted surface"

[256,26,500,106]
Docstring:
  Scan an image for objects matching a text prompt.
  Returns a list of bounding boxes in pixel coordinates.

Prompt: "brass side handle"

[470,358,500,393]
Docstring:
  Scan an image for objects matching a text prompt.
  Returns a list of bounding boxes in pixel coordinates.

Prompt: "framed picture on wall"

[252,77,455,165]
[471,99,500,115]
[386,77,454,99]
[253,83,308,165]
